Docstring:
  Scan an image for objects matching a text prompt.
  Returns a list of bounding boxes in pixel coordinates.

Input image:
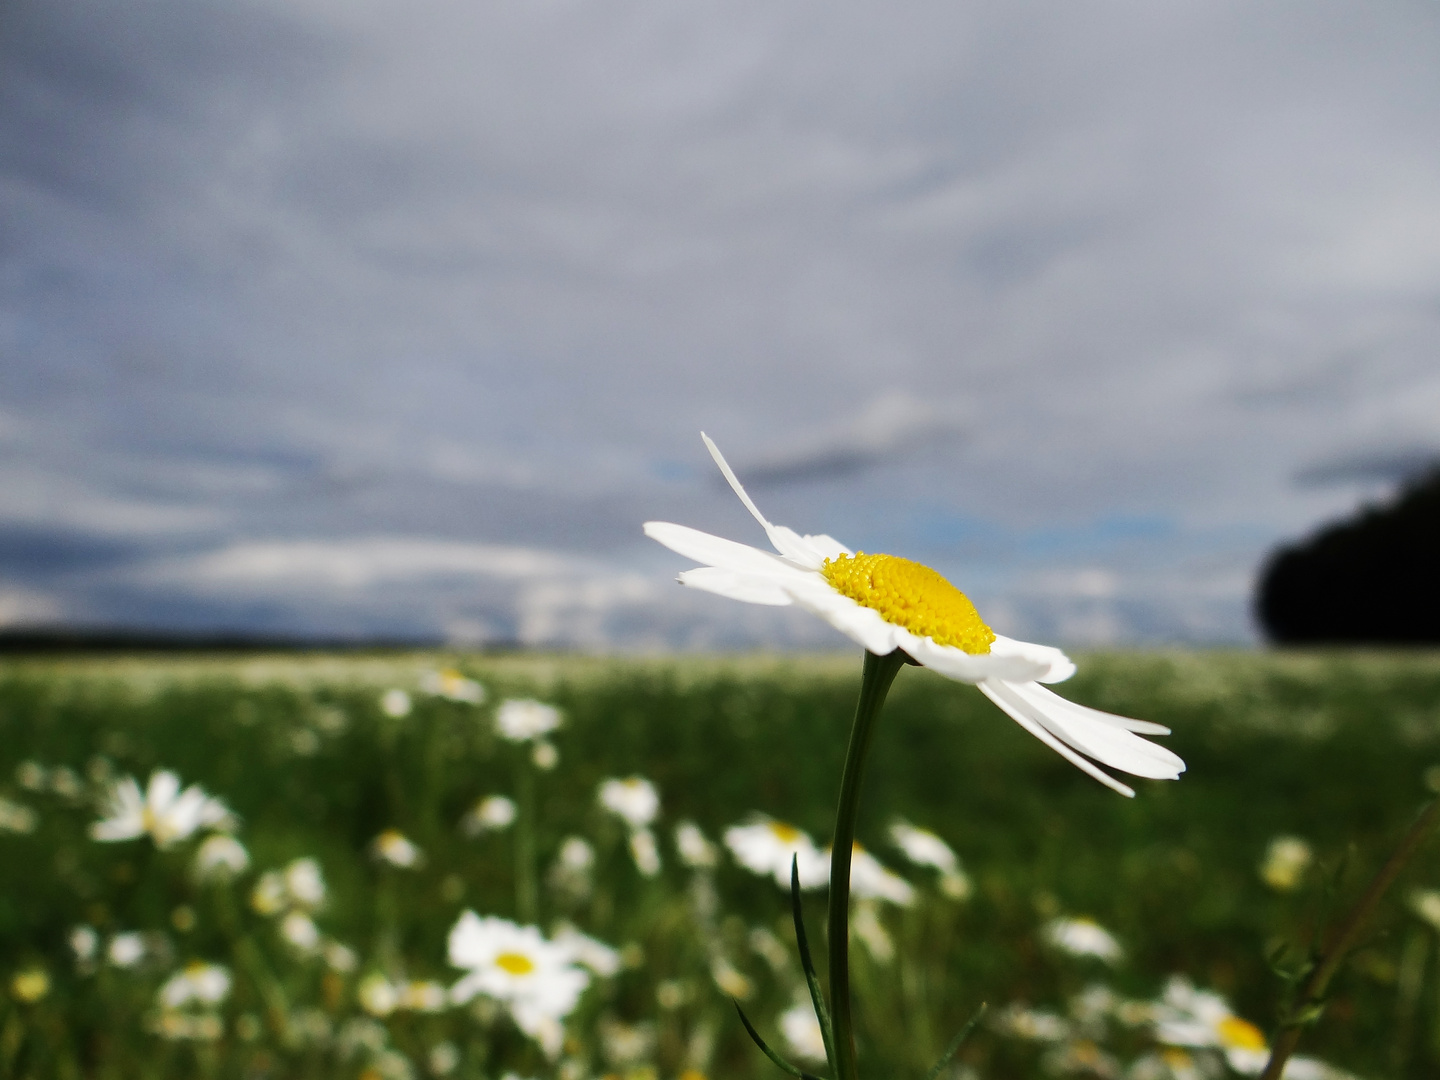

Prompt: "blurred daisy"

[1260,836,1312,892]
[70,926,99,967]
[462,795,518,836]
[675,820,719,869]
[447,912,590,1059]
[281,912,321,953]
[252,857,327,915]
[1153,977,1268,1074]
[10,968,48,1003]
[842,843,914,906]
[0,795,37,834]
[108,932,148,968]
[547,836,596,901]
[400,980,449,1013]
[993,1003,1071,1042]
[379,689,413,718]
[645,435,1185,797]
[1412,888,1440,931]
[629,828,662,877]
[495,698,561,741]
[889,819,972,899]
[1043,917,1124,963]
[358,973,399,1017]
[551,924,622,977]
[91,770,234,848]
[372,829,424,868]
[192,834,250,882]
[421,669,486,704]
[531,741,559,770]
[158,962,231,1008]
[724,817,828,889]
[598,777,660,829]
[780,999,828,1062]
[324,942,359,973]
[851,899,895,962]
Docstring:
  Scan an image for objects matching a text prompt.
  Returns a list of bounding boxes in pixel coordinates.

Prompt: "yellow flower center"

[767,821,802,843]
[1217,1016,1266,1051]
[494,951,536,976]
[821,553,994,653]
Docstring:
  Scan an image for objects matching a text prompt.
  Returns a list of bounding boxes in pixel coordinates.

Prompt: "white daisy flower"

[628,827,662,876]
[400,980,449,1013]
[284,858,327,908]
[70,926,99,965]
[780,1000,828,1063]
[107,932,148,968]
[644,435,1185,797]
[462,795,518,836]
[281,911,321,953]
[447,912,590,1059]
[372,829,424,868]
[1152,977,1269,1075]
[674,820,719,869]
[851,899,895,961]
[550,924,622,977]
[90,771,234,848]
[1043,917,1124,963]
[597,777,660,829]
[421,669,486,704]
[1259,836,1312,892]
[0,796,37,834]
[192,835,250,882]
[495,698,562,741]
[724,817,828,889]
[379,689,413,718]
[531,741,559,770]
[358,973,399,1017]
[841,843,914,906]
[1412,888,1440,931]
[158,962,231,1009]
[889,820,971,899]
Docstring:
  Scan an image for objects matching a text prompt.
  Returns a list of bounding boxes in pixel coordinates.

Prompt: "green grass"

[1,649,1439,1079]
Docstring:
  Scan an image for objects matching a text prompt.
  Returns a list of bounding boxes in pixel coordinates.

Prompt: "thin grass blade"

[791,855,837,1068]
[922,1003,987,1080]
[734,1001,825,1080]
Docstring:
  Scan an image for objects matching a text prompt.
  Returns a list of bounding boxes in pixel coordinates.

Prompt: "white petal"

[1012,680,1172,736]
[902,632,1052,684]
[803,533,853,560]
[979,680,1136,797]
[783,581,901,654]
[989,636,1076,684]
[147,771,181,812]
[643,521,807,578]
[677,567,795,606]
[1005,681,1185,779]
[701,434,827,569]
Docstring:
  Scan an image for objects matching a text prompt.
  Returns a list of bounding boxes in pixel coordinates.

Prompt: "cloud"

[1294,446,1440,488]
[723,391,967,486]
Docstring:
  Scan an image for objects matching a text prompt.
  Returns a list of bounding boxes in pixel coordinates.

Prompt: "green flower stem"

[516,754,539,924]
[828,648,907,1080]
[1259,794,1440,1080]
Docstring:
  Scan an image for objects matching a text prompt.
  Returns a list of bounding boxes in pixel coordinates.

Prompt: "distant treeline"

[1257,468,1440,644]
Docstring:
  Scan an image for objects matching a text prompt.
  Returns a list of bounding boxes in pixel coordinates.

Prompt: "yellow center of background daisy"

[495,952,536,976]
[1217,1016,1266,1051]
[821,553,995,654]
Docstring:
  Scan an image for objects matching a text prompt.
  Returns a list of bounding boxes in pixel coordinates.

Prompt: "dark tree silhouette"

[1257,468,1440,643]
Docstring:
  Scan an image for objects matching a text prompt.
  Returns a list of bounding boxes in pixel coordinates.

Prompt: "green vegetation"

[0,650,1439,1079]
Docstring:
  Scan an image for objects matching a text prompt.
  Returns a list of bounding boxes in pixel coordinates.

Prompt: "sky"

[2,0,1440,650]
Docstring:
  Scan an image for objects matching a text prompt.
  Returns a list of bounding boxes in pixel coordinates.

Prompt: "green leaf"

[922,1003,987,1080]
[791,854,837,1069]
[734,1000,826,1080]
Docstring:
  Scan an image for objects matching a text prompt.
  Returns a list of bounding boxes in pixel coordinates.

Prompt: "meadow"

[1,649,1439,1080]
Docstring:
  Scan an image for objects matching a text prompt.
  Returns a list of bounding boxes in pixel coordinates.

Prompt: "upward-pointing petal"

[701,434,827,569]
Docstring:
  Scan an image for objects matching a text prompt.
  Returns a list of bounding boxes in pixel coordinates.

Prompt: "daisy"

[462,795,518,836]
[90,771,234,847]
[1043,917,1124,963]
[1152,977,1269,1075]
[447,913,590,1059]
[841,843,914,906]
[644,435,1185,797]
[724,817,828,889]
[675,820,720,869]
[780,999,829,1063]
[158,962,231,1009]
[495,698,562,741]
[1259,836,1312,892]
[889,819,971,899]
[372,829,424,868]
[192,835,250,882]
[598,777,660,829]
[421,669,486,704]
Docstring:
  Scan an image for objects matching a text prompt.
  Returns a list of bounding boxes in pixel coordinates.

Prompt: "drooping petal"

[1009,679,1172,736]
[979,680,1137,797]
[1004,681,1185,778]
[701,434,831,569]
[677,567,795,605]
[643,522,809,579]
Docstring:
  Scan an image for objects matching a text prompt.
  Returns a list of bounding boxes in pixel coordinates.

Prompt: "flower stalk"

[1259,794,1440,1080]
[828,648,908,1080]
